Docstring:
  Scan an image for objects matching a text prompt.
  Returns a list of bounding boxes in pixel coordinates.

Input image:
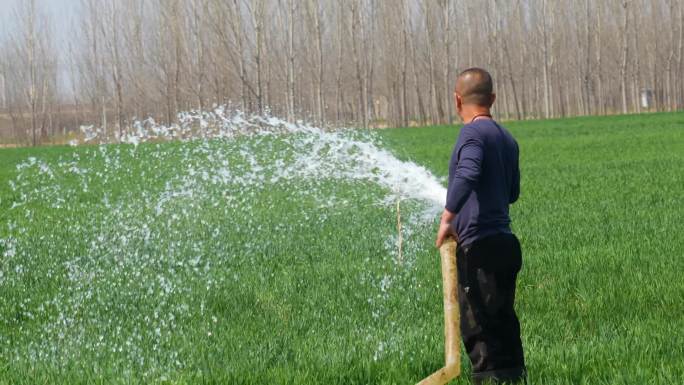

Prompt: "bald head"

[455,68,494,107]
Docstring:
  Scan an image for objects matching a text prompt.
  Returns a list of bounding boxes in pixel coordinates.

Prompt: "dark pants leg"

[456,233,526,384]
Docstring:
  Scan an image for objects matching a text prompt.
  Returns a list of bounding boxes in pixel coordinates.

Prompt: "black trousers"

[456,232,526,384]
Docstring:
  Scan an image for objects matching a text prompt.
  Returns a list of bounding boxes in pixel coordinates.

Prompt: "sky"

[0,0,81,49]
[1,0,82,97]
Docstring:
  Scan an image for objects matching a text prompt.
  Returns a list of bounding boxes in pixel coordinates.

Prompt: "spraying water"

[1,107,448,377]
[73,107,447,207]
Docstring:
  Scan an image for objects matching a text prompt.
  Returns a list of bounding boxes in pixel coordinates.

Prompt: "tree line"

[1,0,683,145]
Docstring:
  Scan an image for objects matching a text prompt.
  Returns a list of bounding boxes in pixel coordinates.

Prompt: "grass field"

[0,112,683,384]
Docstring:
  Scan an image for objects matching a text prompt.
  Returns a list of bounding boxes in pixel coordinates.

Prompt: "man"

[435,68,526,384]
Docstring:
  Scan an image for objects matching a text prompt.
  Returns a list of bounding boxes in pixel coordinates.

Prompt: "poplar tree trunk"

[619,1,630,115]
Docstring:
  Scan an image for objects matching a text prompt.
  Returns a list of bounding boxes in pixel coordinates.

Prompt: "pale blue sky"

[1,0,81,48]
[1,0,81,96]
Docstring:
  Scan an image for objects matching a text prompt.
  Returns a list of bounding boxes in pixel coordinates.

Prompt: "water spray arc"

[4,107,453,377]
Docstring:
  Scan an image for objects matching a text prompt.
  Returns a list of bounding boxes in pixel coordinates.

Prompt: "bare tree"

[4,0,684,144]
[539,0,552,118]
[5,0,56,145]
[350,0,368,128]
[305,0,325,124]
[619,1,630,114]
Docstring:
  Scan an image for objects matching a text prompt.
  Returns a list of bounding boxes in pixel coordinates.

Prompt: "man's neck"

[462,107,492,124]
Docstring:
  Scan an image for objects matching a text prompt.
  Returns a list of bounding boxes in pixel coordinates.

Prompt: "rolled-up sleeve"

[445,131,484,213]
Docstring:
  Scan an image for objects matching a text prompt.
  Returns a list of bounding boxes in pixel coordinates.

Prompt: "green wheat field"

[1,112,683,384]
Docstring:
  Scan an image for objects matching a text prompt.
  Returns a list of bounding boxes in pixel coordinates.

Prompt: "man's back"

[446,118,520,247]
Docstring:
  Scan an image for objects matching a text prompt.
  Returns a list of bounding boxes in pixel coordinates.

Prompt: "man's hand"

[435,222,455,248]
[435,208,457,248]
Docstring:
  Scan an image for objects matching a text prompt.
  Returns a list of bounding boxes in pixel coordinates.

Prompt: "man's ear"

[490,93,497,107]
[454,93,462,110]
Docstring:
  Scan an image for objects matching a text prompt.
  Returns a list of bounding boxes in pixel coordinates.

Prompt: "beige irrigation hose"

[416,237,461,385]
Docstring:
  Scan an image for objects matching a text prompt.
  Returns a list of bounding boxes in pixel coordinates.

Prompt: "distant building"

[640,89,654,109]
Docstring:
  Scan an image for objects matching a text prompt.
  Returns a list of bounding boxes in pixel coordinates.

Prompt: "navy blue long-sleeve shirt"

[446,119,520,247]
